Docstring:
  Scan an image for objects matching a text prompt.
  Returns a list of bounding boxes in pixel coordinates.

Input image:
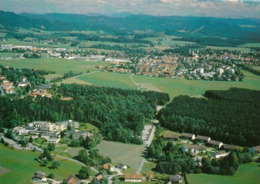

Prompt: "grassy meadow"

[0,144,83,184]
[133,70,260,98]
[0,58,107,74]
[77,72,136,89]
[188,162,260,184]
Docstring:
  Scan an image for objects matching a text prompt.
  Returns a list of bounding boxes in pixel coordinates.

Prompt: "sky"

[0,0,260,18]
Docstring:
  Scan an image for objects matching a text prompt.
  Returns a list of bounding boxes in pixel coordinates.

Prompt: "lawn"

[79,123,99,133]
[188,162,260,184]
[0,144,83,184]
[96,140,146,170]
[0,58,106,74]
[133,70,260,98]
[77,72,136,89]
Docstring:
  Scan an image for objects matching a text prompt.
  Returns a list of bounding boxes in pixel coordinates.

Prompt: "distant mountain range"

[0,11,259,45]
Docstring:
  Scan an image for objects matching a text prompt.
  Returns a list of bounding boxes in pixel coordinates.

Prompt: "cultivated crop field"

[96,140,146,170]
[0,144,83,184]
[188,162,260,184]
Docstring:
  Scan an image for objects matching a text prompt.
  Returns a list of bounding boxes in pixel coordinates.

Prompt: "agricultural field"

[0,166,9,176]
[96,140,146,170]
[206,46,252,52]
[0,58,106,74]
[188,162,260,184]
[0,144,83,184]
[77,72,136,89]
[133,70,260,98]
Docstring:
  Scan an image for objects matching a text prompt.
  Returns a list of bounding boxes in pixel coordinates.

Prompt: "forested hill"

[0,84,170,144]
[0,11,260,45]
[157,88,260,147]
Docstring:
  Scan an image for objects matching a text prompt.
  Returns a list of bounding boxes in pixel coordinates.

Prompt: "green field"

[0,52,21,57]
[0,58,106,74]
[133,70,260,98]
[96,140,146,170]
[0,144,83,184]
[188,162,260,184]
[77,72,136,89]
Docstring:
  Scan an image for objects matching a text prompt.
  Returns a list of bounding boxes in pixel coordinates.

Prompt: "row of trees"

[157,88,260,146]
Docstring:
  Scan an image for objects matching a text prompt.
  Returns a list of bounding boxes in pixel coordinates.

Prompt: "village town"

[1,44,259,82]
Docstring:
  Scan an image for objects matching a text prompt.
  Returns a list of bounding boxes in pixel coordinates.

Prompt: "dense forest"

[157,88,260,147]
[1,11,260,46]
[0,84,170,144]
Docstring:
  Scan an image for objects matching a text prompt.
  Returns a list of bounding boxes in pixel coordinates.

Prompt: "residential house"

[124,174,143,182]
[196,135,211,143]
[63,175,81,184]
[95,174,103,184]
[212,151,229,159]
[34,171,47,182]
[223,144,239,151]
[181,133,195,140]
[163,134,179,141]
[117,163,127,170]
[207,140,223,149]
[168,175,182,184]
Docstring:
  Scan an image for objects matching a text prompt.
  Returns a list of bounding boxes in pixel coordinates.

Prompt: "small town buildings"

[196,135,211,143]
[117,163,127,170]
[212,151,229,159]
[168,175,182,184]
[223,144,239,151]
[163,134,179,141]
[181,132,195,140]
[182,145,206,154]
[63,174,81,184]
[66,130,92,140]
[34,171,47,182]
[124,173,143,182]
[208,140,223,149]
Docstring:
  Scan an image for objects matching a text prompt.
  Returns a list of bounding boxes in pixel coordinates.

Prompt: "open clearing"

[188,162,260,184]
[0,144,82,184]
[77,72,136,89]
[96,140,146,170]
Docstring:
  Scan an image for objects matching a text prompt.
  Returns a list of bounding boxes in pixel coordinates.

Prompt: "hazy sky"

[0,0,260,18]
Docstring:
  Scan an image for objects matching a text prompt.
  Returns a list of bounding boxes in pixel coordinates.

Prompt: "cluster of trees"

[0,65,54,88]
[201,149,253,175]
[0,84,169,144]
[147,136,197,174]
[50,71,82,83]
[239,64,260,76]
[157,88,260,147]
[75,149,111,167]
[69,133,102,149]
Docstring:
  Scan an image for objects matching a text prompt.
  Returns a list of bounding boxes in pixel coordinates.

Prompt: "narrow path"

[136,158,145,174]
[130,74,140,90]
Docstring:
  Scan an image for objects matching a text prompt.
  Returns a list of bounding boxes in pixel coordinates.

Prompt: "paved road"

[107,168,123,184]
[136,124,157,174]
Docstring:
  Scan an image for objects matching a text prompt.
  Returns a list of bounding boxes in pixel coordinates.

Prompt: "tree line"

[157,88,260,147]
